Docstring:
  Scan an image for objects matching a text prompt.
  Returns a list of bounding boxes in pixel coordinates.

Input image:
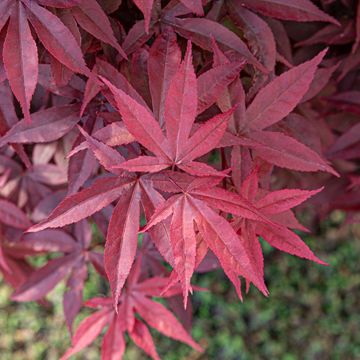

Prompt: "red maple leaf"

[60,255,202,360]
[101,40,243,177]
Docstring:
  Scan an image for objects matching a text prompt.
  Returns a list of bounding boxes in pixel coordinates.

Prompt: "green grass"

[1,219,360,360]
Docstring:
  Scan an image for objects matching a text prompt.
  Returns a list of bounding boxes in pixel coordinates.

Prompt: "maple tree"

[0,0,359,358]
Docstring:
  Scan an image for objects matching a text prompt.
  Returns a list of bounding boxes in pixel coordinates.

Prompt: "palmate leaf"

[101,41,237,176]
[143,173,271,301]
[238,168,327,267]
[61,257,201,360]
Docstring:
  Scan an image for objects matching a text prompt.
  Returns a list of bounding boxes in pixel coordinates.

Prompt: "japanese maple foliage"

[0,0,358,359]
[60,255,202,360]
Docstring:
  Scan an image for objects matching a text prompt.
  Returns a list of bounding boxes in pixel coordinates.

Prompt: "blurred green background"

[1,212,360,360]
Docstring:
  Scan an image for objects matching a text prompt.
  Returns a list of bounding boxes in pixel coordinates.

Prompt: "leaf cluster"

[0,0,359,358]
